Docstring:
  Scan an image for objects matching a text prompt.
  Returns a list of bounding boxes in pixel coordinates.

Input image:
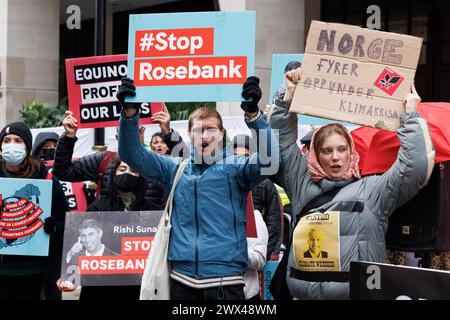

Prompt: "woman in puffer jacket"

[269,68,435,299]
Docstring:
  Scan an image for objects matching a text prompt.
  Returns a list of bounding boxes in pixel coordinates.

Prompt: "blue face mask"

[1,142,27,166]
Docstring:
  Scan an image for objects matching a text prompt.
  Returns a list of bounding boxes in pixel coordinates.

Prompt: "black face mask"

[42,148,56,161]
[115,173,139,192]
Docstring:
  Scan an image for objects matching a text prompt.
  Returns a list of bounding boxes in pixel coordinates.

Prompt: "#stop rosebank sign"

[66,54,163,128]
[125,11,256,103]
[291,21,423,131]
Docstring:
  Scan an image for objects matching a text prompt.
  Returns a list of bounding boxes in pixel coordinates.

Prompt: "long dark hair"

[0,155,42,178]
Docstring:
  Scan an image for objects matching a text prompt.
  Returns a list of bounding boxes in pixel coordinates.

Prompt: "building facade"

[0,0,448,128]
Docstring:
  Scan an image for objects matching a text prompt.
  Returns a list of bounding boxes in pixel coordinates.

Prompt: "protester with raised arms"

[117,76,279,300]
[269,67,435,300]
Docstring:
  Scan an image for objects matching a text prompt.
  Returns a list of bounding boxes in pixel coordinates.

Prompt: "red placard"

[135,28,214,57]
[65,54,163,128]
[78,255,147,275]
[121,236,154,256]
[134,56,247,86]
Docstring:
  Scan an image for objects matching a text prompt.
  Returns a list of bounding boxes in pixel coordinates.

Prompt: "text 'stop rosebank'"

[126,11,256,103]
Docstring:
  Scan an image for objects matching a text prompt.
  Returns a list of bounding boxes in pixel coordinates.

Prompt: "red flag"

[351,102,450,175]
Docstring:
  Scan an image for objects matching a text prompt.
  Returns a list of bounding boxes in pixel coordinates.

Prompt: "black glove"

[44,216,57,236]
[116,77,139,113]
[240,76,262,113]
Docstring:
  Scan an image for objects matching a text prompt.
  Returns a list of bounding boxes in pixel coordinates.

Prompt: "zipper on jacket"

[194,178,200,278]
[227,177,239,250]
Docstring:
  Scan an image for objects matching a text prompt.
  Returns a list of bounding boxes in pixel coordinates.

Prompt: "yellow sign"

[293,211,340,272]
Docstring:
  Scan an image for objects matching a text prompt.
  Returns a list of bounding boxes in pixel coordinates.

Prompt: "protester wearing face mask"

[86,157,152,212]
[31,132,59,163]
[56,156,152,299]
[0,121,69,300]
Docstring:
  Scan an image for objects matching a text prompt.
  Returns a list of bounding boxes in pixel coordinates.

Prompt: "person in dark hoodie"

[87,156,157,212]
[0,121,69,300]
[31,132,59,163]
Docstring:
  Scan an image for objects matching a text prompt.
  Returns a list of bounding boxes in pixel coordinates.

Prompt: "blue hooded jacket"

[118,112,279,279]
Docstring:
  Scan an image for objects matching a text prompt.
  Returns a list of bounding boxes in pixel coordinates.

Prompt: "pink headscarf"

[306,123,361,182]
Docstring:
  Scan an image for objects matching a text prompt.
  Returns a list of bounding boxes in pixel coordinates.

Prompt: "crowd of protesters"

[0,55,439,301]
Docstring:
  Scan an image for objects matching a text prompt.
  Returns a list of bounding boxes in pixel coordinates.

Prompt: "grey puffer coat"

[269,99,435,299]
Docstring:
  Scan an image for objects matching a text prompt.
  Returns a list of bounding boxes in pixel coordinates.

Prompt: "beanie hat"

[0,121,33,154]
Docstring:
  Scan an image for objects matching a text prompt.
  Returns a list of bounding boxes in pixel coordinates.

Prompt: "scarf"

[306,124,361,182]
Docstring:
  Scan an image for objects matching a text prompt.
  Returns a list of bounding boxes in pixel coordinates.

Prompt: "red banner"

[0,219,44,239]
[1,202,35,219]
[134,56,247,86]
[4,198,28,210]
[121,236,154,256]
[78,256,147,275]
[135,28,214,57]
[0,208,43,229]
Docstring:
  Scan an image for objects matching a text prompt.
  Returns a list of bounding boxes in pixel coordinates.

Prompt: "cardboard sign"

[350,261,450,300]
[66,54,163,128]
[293,211,340,272]
[270,54,355,127]
[0,178,52,256]
[291,21,423,131]
[126,11,255,103]
[60,210,162,286]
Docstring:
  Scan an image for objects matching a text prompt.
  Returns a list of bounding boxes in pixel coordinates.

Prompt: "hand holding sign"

[56,278,76,292]
[63,111,78,138]
[116,77,138,118]
[404,83,421,113]
[43,216,57,236]
[241,76,262,114]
